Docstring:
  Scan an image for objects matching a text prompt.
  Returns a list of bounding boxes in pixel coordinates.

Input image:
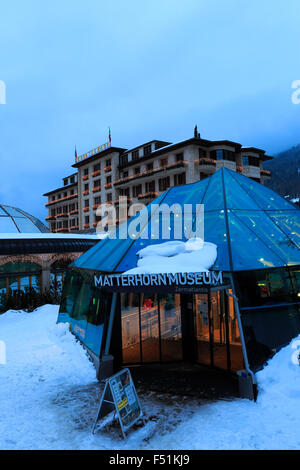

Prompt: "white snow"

[0,305,299,450]
[124,238,217,275]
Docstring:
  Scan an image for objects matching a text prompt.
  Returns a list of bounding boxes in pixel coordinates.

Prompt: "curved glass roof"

[0,204,49,233]
[73,168,300,272]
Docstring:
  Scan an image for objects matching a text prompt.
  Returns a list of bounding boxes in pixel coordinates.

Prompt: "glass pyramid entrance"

[73,168,300,273]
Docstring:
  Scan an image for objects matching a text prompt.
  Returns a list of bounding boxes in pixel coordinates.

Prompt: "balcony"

[92,170,101,177]
[82,175,89,181]
[56,212,69,218]
[260,169,271,178]
[46,215,56,221]
[83,207,90,213]
[92,203,101,210]
[45,193,78,207]
[195,157,216,167]
[92,186,101,193]
[114,160,188,186]
[105,182,113,190]
[83,223,90,229]
[104,165,112,173]
[56,227,69,233]
[83,190,89,196]
[69,225,79,231]
[69,209,78,215]
[137,191,159,200]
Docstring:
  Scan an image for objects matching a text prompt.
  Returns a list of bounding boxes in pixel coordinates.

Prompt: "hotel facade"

[43,131,272,233]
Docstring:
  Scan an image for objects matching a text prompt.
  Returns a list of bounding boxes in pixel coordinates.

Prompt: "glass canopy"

[0,204,49,233]
[73,168,300,273]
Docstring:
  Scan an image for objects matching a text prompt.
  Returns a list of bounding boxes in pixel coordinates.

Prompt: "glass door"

[194,290,244,371]
[194,293,211,365]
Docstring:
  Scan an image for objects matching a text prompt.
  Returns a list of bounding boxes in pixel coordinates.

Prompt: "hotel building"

[44,131,272,233]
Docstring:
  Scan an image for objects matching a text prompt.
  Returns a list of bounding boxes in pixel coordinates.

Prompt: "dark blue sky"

[1,0,300,221]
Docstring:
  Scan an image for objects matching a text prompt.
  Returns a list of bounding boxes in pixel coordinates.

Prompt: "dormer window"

[132,150,139,161]
[143,145,151,156]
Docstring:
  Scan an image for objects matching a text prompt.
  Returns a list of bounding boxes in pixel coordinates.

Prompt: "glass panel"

[268,210,300,251]
[223,170,261,210]
[228,212,285,270]
[242,304,300,371]
[159,293,182,361]
[227,290,244,372]
[230,171,294,211]
[201,170,225,211]
[13,217,41,233]
[194,293,211,365]
[140,293,160,362]
[30,274,41,293]
[236,268,295,308]
[232,210,300,266]
[0,277,6,310]
[163,177,210,206]
[0,217,19,232]
[19,275,30,292]
[8,276,18,295]
[2,206,24,217]
[204,211,230,270]
[211,291,228,369]
[121,293,141,363]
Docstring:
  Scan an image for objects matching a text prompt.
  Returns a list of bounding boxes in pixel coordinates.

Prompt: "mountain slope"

[264,145,300,198]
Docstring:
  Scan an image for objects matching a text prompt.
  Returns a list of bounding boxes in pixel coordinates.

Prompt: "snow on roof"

[124,238,217,274]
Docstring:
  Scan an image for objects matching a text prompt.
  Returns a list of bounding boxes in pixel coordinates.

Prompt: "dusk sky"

[0,0,300,221]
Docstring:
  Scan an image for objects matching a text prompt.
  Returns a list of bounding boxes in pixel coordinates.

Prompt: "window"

[143,145,151,156]
[147,162,153,171]
[106,193,112,202]
[105,159,111,167]
[106,175,112,184]
[174,173,186,186]
[198,148,206,158]
[159,177,170,191]
[134,167,140,175]
[84,183,89,191]
[145,181,155,193]
[94,196,101,205]
[63,178,68,186]
[94,179,101,188]
[211,149,236,162]
[84,168,89,176]
[122,171,128,178]
[242,155,260,167]
[176,152,184,162]
[120,154,128,166]
[160,158,168,167]
[84,199,89,208]
[85,215,90,224]
[132,185,142,197]
[93,163,101,172]
[132,150,139,161]
[70,176,75,184]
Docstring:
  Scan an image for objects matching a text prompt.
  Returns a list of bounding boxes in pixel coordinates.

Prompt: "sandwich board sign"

[92,368,144,439]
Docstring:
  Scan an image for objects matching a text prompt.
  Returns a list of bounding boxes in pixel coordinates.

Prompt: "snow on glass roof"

[73,168,300,273]
[0,204,49,233]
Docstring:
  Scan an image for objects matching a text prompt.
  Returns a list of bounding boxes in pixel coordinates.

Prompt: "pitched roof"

[72,168,300,273]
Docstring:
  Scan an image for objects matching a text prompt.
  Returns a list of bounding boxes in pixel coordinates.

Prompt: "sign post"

[92,368,144,439]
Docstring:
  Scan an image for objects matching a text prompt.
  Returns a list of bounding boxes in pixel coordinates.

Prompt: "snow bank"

[124,238,217,274]
[0,306,299,449]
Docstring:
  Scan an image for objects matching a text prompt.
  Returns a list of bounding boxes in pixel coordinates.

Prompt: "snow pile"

[256,334,300,403]
[124,238,217,274]
[0,305,299,449]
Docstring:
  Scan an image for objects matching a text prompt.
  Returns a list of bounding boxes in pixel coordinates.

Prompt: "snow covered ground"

[0,305,299,450]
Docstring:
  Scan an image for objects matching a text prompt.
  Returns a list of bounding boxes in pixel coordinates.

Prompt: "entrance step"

[129,363,239,400]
